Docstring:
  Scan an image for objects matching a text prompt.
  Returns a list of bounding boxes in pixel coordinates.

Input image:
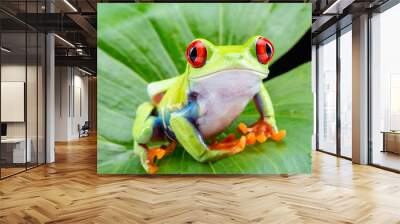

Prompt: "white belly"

[190,70,261,138]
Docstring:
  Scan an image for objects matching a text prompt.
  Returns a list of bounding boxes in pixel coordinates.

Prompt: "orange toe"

[147,164,159,174]
[271,130,286,141]
[148,148,166,162]
[238,136,246,149]
[146,148,166,174]
[232,136,246,154]
[209,135,246,154]
[256,134,267,143]
[238,123,249,134]
[246,132,256,145]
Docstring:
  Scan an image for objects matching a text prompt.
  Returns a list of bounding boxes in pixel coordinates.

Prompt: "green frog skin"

[132,36,286,174]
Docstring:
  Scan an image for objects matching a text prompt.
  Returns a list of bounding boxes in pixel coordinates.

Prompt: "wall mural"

[97,3,313,174]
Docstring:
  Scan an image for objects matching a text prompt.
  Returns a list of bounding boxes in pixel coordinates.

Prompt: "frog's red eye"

[185,40,207,68]
[256,37,274,64]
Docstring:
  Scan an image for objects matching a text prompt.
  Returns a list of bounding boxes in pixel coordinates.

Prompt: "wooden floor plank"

[0,135,400,223]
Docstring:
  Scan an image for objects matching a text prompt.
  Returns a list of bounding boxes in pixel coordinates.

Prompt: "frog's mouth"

[189,69,265,138]
[190,69,267,81]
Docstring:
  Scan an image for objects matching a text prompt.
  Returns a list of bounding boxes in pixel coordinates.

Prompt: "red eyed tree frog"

[132,36,286,174]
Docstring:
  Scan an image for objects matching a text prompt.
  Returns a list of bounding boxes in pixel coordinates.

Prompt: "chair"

[79,121,90,138]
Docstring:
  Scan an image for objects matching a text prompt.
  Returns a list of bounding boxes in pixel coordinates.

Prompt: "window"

[0,2,46,179]
[317,36,337,154]
[371,3,400,171]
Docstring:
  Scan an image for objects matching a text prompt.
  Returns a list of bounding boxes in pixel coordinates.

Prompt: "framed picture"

[97,3,312,174]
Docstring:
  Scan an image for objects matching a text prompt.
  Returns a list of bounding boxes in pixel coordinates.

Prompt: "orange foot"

[147,148,166,174]
[238,119,286,144]
[209,134,246,154]
[146,142,177,174]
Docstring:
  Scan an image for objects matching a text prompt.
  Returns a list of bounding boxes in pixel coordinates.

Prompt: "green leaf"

[97,3,312,174]
[97,3,311,82]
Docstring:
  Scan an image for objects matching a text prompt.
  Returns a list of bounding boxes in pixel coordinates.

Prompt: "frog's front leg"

[238,83,286,143]
[170,114,246,163]
[133,102,176,174]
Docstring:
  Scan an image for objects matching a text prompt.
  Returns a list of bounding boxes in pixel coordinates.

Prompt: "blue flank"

[156,98,200,141]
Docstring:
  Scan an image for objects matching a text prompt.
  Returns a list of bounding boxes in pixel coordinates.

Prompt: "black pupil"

[189,47,197,62]
[266,44,272,57]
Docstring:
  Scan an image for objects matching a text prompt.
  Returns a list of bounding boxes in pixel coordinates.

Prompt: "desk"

[382,131,400,154]
[1,138,31,163]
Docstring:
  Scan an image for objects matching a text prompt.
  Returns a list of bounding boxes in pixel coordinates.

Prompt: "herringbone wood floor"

[1,135,400,224]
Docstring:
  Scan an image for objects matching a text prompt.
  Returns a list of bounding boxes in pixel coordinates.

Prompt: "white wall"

[1,82,25,122]
[1,65,27,140]
[55,67,69,141]
[72,73,89,138]
[54,67,89,141]
[1,64,40,138]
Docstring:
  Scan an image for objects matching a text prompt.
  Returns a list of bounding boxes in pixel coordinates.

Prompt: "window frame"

[315,24,353,161]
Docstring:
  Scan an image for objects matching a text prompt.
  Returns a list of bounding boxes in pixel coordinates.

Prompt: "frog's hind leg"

[132,102,176,174]
[134,141,176,174]
[209,134,247,151]
[237,84,286,143]
[170,115,246,163]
